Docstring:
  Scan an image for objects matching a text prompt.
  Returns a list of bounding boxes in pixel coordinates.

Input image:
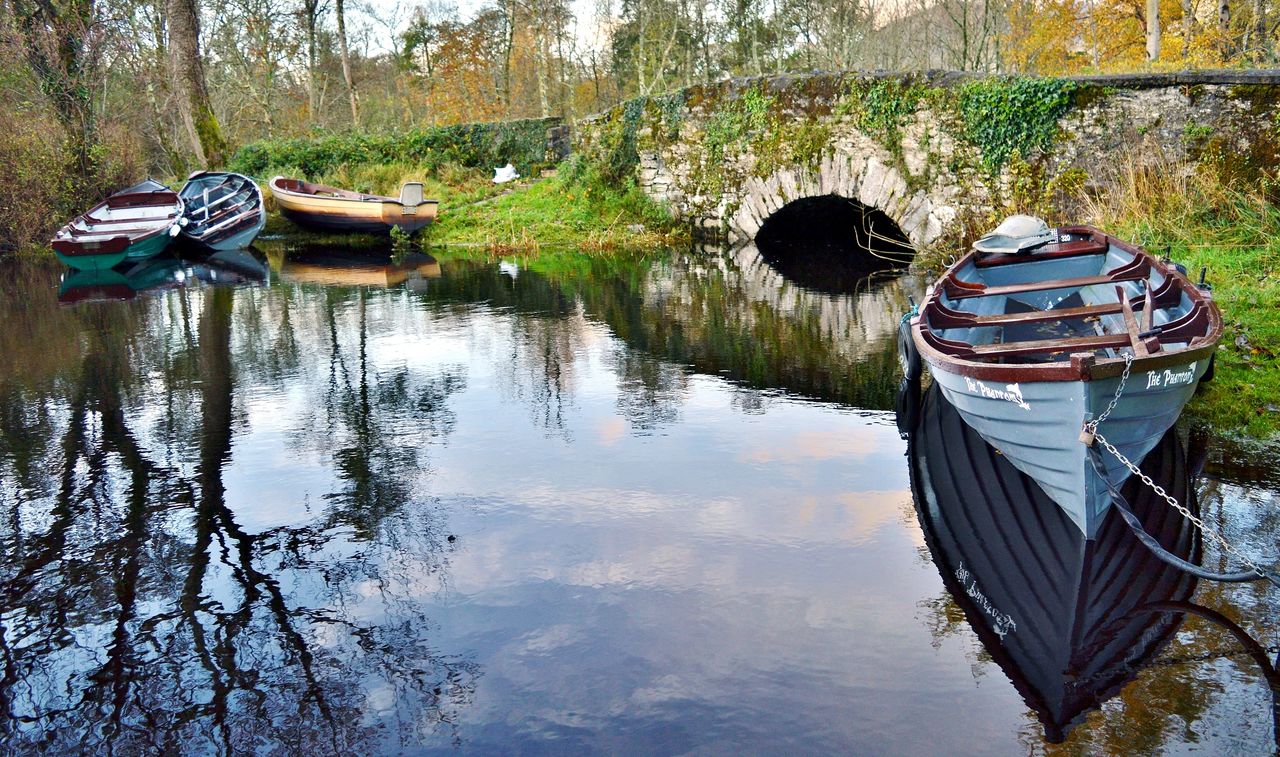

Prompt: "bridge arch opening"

[755,195,913,294]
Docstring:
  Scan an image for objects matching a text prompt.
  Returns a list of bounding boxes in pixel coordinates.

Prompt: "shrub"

[0,106,141,253]
[957,78,1078,170]
[228,118,562,180]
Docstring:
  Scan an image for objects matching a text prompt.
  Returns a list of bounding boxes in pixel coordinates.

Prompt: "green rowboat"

[52,179,184,271]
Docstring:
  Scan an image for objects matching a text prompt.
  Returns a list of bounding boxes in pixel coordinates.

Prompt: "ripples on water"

[0,244,1275,754]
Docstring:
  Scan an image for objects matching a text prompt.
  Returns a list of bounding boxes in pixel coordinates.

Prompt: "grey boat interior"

[179,173,264,244]
[919,222,1215,365]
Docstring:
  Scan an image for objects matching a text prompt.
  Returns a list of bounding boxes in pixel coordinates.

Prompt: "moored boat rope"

[1091,429,1280,587]
[1085,443,1274,586]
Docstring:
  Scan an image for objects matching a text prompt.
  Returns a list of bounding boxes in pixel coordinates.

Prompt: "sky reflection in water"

[0,247,1275,754]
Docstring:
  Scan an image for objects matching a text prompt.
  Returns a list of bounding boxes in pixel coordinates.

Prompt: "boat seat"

[974,238,1110,268]
[943,256,1151,300]
[399,182,425,207]
[928,300,1126,329]
[970,333,1137,357]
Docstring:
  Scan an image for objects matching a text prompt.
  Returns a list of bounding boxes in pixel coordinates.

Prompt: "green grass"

[1083,156,1280,439]
[249,156,688,254]
[423,166,688,252]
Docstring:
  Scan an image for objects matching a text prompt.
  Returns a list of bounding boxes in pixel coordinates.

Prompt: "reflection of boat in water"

[906,385,1200,743]
[58,250,268,305]
[270,249,443,288]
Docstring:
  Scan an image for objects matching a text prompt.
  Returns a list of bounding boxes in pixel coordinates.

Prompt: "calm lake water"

[0,242,1276,754]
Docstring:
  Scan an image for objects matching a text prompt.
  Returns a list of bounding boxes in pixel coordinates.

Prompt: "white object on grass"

[493,163,520,184]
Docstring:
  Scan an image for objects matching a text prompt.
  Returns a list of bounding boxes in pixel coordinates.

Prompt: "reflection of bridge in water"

[628,243,921,409]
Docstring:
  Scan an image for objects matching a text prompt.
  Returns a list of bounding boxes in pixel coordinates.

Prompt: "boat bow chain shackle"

[1080,352,1280,587]
[1078,353,1134,446]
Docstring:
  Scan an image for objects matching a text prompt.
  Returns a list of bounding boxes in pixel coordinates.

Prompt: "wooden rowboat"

[179,171,266,251]
[907,384,1199,742]
[268,176,438,234]
[51,180,183,271]
[906,216,1222,537]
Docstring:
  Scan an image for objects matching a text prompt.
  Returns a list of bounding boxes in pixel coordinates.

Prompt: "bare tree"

[1182,0,1194,59]
[336,0,359,124]
[1147,0,1161,61]
[299,0,328,121]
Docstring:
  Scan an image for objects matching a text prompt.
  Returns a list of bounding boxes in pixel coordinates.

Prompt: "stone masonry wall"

[571,70,1280,250]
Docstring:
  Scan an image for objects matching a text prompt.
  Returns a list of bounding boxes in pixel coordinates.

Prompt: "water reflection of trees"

[420,249,909,419]
[0,276,476,752]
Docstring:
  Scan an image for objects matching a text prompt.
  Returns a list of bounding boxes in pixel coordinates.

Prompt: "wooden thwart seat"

[944,257,1151,300]
[968,333,1134,358]
[974,238,1110,268]
[928,300,1125,329]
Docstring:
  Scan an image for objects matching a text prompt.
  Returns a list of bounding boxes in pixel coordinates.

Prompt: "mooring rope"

[1088,444,1274,584]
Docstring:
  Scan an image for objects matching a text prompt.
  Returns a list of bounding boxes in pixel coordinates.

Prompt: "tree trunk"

[166,0,229,167]
[336,0,359,126]
[501,0,515,111]
[1182,0,1194,59]
[1147,0,1162,60]
[304,0,320,121]
[535,35,550,115]
[1219,0,1232,57]
[1250,0,1267,59]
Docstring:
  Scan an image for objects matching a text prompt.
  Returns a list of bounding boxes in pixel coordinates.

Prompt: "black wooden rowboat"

[906,384,1200,742]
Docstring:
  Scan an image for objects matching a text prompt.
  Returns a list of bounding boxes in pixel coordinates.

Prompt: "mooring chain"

[1093,429,1275,584]
[1080,351,1275,584]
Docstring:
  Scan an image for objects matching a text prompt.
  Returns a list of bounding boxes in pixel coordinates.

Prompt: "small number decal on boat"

[963,376,1031,410]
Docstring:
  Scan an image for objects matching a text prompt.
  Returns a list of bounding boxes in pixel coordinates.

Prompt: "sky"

[356,0,610,53]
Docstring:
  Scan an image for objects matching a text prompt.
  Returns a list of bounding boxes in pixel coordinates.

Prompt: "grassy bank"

[1083,156,1280,438]
[259,157,688,253]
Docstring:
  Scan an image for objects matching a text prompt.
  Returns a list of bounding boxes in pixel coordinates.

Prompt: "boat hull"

[194,216,266,251]
[269,176,438,234]
[54,231,173,271]
[276,203,436,234]
[928,356,1208,537]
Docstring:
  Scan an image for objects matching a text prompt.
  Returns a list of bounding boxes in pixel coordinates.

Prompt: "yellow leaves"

[1003,0,1234,74]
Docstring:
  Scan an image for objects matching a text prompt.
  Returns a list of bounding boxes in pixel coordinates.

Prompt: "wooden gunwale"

[271,176,409,204]
[913,227,1222,382]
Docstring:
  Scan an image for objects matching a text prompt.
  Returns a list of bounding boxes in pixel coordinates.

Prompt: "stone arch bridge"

[570,70,1280,252]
